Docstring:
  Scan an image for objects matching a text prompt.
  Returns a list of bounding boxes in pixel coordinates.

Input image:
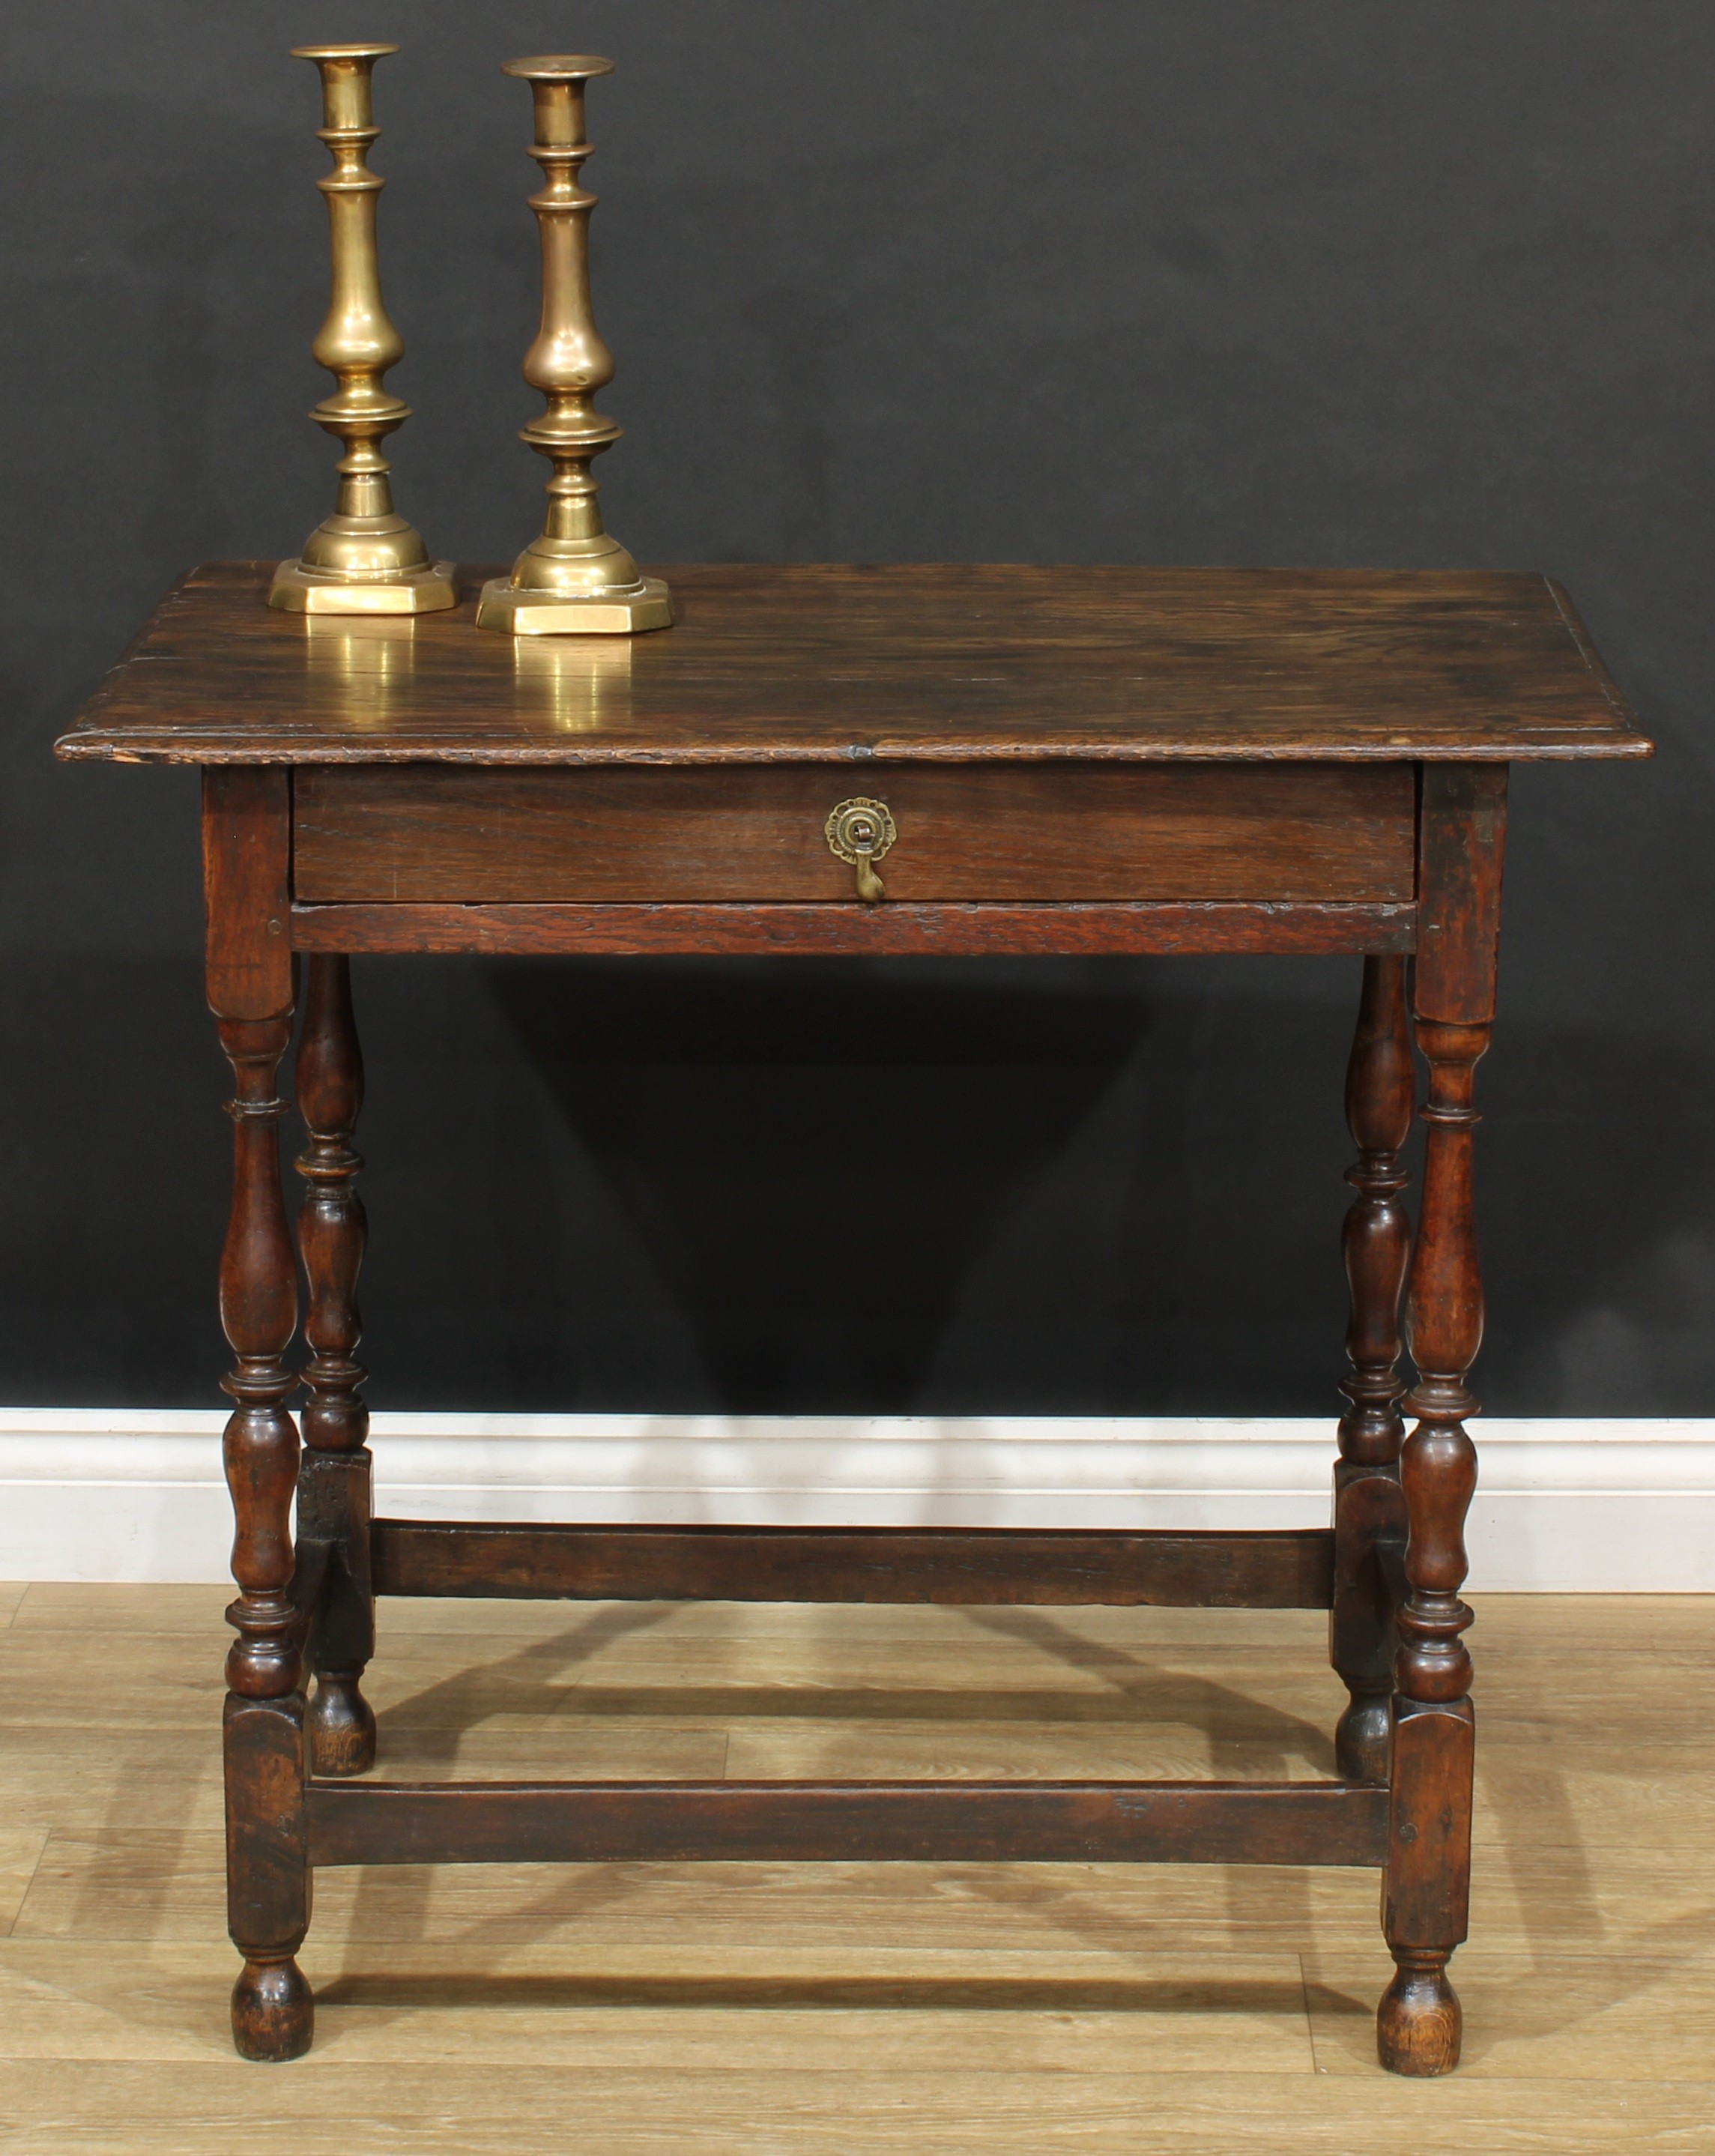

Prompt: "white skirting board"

[0,1410,1710,1590]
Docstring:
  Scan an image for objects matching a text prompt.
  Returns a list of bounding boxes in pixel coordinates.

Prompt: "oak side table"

[58,561,1649,2074]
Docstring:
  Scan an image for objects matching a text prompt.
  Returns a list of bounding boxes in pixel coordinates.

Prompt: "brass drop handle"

[825,798,897,902]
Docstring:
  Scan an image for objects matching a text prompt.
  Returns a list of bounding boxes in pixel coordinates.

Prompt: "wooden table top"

[57,561,1649,767]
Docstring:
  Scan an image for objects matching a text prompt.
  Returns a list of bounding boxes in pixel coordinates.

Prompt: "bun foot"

[1335,1691,1391,1784]
[1376,1952,1462,2076]
[309,1670,376,1776]
[232,1954,313,2061]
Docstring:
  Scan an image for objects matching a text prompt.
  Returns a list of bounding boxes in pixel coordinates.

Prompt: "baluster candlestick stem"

[270,43,456,615]
[477,55,672,635]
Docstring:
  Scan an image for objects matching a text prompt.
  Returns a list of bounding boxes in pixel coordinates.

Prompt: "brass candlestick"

[270,43,456,615]
[477,55,671,636]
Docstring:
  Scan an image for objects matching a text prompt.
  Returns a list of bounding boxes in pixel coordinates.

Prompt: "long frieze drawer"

[292,762,1417,905]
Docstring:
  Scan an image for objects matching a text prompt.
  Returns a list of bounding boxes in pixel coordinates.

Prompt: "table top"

[56,561,1649,768]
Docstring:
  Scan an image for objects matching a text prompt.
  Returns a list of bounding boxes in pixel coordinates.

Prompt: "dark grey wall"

[2,2,1708,1413]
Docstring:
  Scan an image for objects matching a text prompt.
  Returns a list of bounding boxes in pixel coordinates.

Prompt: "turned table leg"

[295,954,377,1775]
[1331,954,1415,1781]
[207,769,313,2062]
[1377,764,1505,2077]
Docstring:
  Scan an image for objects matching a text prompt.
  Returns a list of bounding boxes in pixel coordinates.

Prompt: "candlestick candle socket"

[477,55,672,635]
[270,44,456,615]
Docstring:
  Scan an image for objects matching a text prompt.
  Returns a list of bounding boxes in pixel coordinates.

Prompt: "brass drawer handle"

[825,798,896,902]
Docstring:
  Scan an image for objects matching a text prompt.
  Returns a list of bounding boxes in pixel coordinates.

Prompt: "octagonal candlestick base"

[474,575,672,636]
[271,553,459,615]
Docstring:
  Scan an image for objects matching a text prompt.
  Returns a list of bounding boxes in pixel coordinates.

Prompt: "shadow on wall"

[488,956,1159,1410]
[465,954,1714,1416]
[0,951,1710,1415]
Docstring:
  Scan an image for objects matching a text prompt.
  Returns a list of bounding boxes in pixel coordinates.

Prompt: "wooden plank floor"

[0,1586,1709,2152]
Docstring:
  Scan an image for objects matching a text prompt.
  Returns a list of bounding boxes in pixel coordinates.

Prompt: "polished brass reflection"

[512,634,635,731]
[302,613,418,728]
[825,798,896,902]
[476,55,672,636]
[270,43,456,615]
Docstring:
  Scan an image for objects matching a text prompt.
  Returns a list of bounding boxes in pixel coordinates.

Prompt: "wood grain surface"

[55,561,1650,766]
[303,1778,1391,1870]
[369,1522,1337,1609]
[202,770,291,1021]
[288,900,1418,957]
[291,761,1416,903]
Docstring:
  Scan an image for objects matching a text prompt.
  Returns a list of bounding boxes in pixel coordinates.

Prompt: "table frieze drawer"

[292,761,1417,905]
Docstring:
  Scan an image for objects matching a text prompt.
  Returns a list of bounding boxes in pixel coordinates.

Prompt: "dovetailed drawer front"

[292,763,1416,905]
